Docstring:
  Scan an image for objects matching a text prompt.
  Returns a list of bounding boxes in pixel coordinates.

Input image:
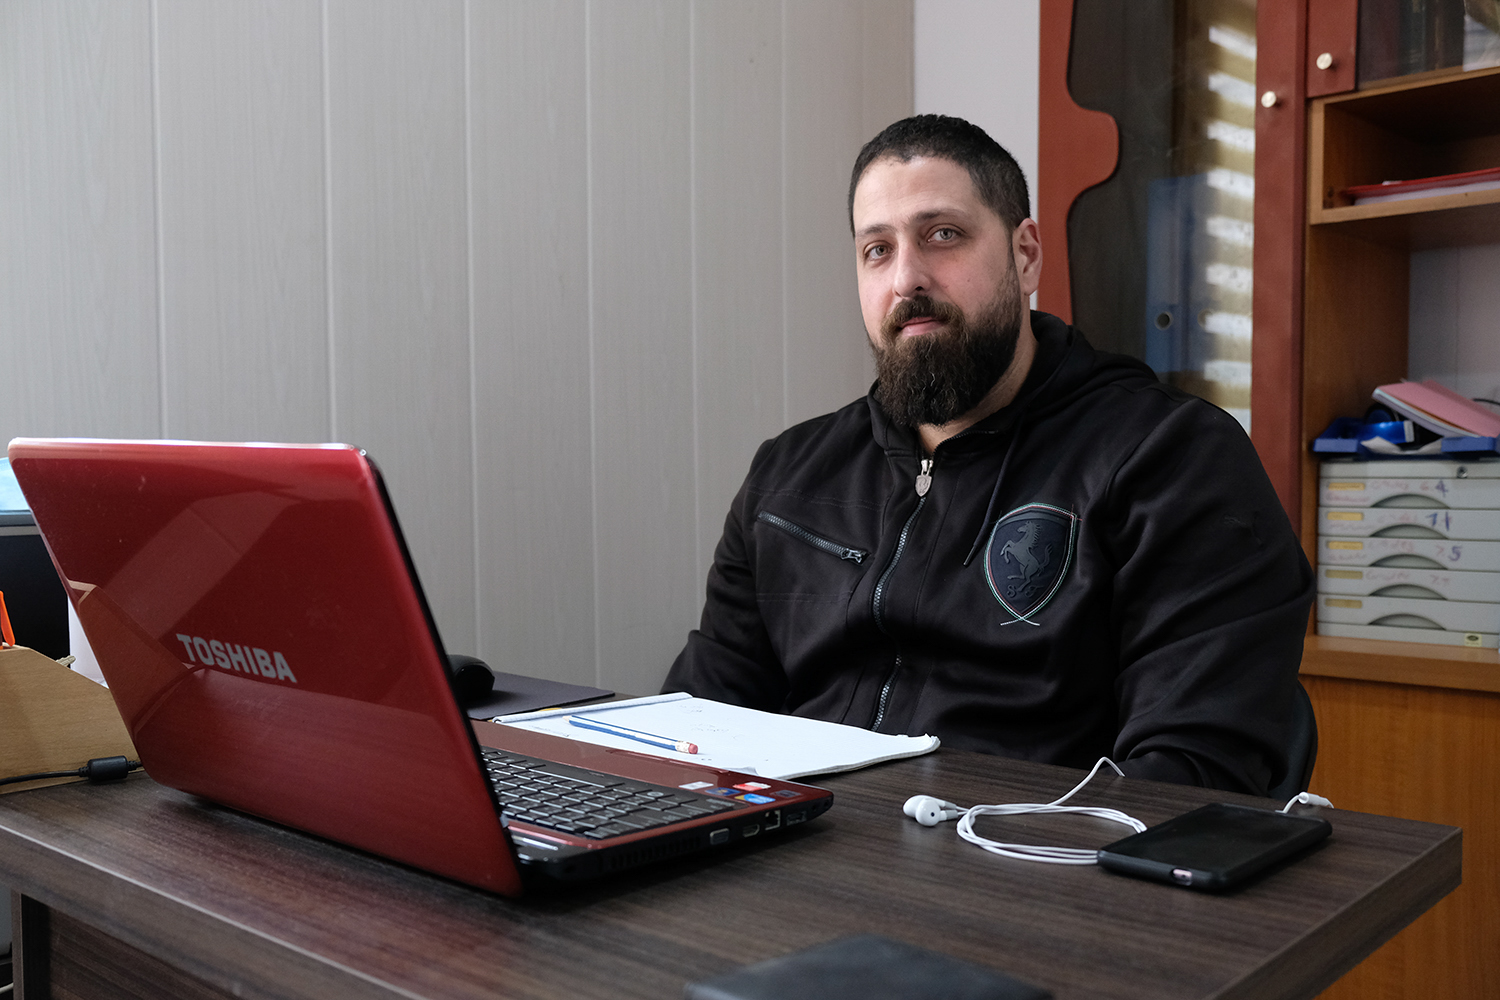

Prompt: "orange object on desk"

[0,590,14,647]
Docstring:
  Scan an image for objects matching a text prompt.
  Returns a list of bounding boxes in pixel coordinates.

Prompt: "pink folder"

[1373,380,1500,438]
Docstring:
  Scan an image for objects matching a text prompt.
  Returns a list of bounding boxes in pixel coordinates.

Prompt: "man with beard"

[663,115,1313,795]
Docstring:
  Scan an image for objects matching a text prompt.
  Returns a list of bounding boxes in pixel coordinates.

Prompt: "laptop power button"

[709,828,731,846]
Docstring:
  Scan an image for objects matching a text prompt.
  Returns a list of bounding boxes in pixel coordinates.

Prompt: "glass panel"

[1357,0,1500,87]
[1068,0,1257,433]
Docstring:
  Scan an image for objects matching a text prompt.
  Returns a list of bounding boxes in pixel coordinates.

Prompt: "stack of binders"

[1316,459,1500,649]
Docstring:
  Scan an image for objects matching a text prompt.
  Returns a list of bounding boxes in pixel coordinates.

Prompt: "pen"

[568,716,698,754]
[0,591,13,648]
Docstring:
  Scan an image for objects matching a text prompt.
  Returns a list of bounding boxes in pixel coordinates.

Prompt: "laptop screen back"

[9,439,522,895]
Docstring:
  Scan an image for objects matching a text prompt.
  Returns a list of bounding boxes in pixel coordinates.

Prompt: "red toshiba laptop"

[7,438,831,895]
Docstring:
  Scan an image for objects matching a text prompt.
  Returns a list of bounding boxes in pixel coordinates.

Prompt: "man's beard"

[871,277,1024,429]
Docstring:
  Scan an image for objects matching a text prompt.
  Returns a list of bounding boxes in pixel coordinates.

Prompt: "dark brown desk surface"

[0,747,1458,1000]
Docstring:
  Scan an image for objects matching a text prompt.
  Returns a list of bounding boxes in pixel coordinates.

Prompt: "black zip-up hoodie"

[665,312,1314,795]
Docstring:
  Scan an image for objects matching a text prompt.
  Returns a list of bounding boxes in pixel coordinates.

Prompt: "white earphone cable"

[926,758,1334,865]
[952,757,1145,865]
[1278,791,1333,813]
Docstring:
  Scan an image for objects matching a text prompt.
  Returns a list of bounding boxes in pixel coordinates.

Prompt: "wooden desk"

[0,749,1458,1000]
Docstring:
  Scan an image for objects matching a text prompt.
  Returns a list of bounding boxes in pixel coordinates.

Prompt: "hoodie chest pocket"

[753,510,870,600]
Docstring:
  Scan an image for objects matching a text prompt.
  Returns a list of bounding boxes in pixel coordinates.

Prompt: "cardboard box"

[0,644,136,794]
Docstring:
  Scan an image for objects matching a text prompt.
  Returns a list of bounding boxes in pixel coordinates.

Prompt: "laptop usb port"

[785,810,806,825]
[763,809,781,831]
[741,824,760,838]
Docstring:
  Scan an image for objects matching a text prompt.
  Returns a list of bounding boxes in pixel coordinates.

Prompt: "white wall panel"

[2,2,913,691]
[1409,247,1460,384]
[691,1,785,577]
[860,0,917,142]
[1409,243,1500,406]
[1454,243,1500,404]
[0,0,160,446]
[469,0,597,683]
[588,0,699,696]
[914,0,1040,213]
[326,0,476,653]
[155,0,328,442]
[782,1,898,428]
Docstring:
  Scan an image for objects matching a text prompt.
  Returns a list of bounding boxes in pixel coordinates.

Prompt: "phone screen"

[1098,803,1332,890]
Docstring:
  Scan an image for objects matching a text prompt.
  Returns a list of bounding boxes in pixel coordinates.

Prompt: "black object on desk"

[445,652,613,717]
[1098,803,1333,892]
[687,934,1051,1000]
[462,669,612,718]
[0,517,69,661]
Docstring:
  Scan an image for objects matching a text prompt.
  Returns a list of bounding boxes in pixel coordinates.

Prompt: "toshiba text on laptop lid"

[8,439,831,895]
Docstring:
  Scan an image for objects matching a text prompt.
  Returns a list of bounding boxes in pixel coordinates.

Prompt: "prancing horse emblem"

[983,503,1078,625]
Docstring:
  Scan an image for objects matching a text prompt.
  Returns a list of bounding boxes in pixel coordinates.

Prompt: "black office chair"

[1267,681,1318,802]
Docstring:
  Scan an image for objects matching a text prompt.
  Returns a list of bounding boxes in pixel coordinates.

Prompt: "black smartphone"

[1097,803,1332,891]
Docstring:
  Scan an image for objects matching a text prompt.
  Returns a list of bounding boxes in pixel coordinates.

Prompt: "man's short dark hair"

[848,115,1031,233]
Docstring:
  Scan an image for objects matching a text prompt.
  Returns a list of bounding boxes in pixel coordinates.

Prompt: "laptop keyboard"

[481,747,736,840]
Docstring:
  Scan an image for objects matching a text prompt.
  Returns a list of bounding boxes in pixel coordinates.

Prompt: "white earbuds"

[902,794,964,827]
[899,759,1146,865]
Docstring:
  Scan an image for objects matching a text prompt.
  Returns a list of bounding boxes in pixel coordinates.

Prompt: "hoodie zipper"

[870,458,933,731]
[755,511,867,563]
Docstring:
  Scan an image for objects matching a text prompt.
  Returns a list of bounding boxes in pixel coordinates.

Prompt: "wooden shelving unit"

[1310,65,1500,211]
[1296,59,1500,1000]
[1300,63,1500,684]
[1306,64,1500,248]
[1301,634,1500,692]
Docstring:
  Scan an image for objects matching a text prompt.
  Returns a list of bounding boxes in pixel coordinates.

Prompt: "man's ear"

[1013,218,1043,297]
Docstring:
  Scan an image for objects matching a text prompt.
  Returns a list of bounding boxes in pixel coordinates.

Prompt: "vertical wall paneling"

[155,0,329,442]
[690,1,785,578]
[325,0,476,653]
[468,1,597,683]
[860,0,917,145]
[3,4,914,690]
[588,1,698,696]
[782,0,906,428]
[912,0,1040,201]
[0,1,161,445]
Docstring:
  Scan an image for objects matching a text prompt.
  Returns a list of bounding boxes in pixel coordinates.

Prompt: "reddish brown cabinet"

[1039,4,1500,995]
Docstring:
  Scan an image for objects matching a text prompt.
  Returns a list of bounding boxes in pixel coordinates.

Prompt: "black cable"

[0,755,141,787]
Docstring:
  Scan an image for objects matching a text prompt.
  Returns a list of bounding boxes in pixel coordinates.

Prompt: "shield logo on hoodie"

[983,503,1078,625]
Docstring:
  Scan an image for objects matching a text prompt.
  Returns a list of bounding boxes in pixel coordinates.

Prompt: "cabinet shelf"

[1301,64,1500,689]
[1310,188,1500,249]
[1309,64,1500,249]
[1301,634,1500,693]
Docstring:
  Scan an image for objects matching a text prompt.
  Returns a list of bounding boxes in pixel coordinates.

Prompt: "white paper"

[1353,177,1500,206]
[499,694,939,780]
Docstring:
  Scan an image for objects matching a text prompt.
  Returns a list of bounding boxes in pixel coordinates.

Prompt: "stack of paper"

[1347,166,1500,206]
[499,692,940,780]
[1372,380,1500,439]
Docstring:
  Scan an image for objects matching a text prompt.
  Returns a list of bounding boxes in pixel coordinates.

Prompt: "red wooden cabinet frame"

[1036,0,1318,524]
